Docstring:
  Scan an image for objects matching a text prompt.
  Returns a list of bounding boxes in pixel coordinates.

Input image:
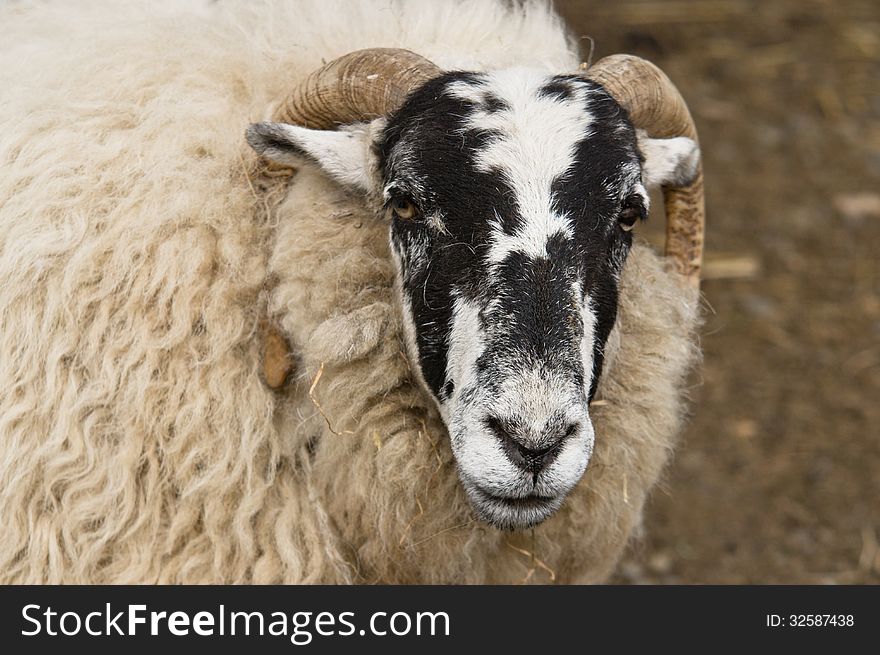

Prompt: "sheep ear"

[246,121,375,191]
[637,132,700,188]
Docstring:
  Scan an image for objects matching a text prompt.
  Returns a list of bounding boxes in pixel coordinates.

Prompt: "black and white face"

[247,68,699,530]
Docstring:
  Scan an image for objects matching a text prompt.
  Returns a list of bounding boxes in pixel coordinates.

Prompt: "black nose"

[486,416,577,481]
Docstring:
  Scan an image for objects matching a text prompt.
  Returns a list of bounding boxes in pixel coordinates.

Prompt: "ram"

[0,0,703,583]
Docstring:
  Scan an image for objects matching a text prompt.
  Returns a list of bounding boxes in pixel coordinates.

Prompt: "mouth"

[468,485,564,530]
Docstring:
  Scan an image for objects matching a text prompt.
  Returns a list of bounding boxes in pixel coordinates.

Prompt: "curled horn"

[586,55,705,287]
[274,48,441,128]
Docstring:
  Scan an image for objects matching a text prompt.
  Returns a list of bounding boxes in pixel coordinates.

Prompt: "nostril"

[486,415,574,477]
[485,415,512,445]
[562,421,581,441]
[516,441,557,475]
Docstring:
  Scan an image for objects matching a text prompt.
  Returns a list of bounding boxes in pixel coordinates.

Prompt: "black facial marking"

[482,94,510,113]
[378,72,645,403]
[538,76,574,102]
[476,234,582,379]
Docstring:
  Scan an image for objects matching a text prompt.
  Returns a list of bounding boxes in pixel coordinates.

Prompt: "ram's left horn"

[585,55,705,287]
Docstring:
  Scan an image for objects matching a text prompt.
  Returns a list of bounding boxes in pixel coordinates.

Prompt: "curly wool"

[0,0,700,583]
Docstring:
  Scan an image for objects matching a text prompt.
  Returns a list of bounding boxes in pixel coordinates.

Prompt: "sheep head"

[247,49,703,530]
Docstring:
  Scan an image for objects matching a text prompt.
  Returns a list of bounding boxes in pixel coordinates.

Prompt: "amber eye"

[391,197,419,221]
[619,206,641,232]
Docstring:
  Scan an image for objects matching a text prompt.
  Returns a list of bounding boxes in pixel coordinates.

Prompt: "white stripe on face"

[442,294,486,416]
[448,69,594,266]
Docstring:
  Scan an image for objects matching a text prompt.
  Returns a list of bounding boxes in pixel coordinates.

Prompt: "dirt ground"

[554,0,880,583]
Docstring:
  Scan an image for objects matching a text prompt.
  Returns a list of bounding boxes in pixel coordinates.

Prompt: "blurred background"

[555,0,880,583]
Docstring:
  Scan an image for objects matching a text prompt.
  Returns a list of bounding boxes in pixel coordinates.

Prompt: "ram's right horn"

[275,48,441,128]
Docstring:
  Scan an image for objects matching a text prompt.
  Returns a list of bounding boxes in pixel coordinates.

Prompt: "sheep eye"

[391,197,419,221]
[618,206,641,232]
